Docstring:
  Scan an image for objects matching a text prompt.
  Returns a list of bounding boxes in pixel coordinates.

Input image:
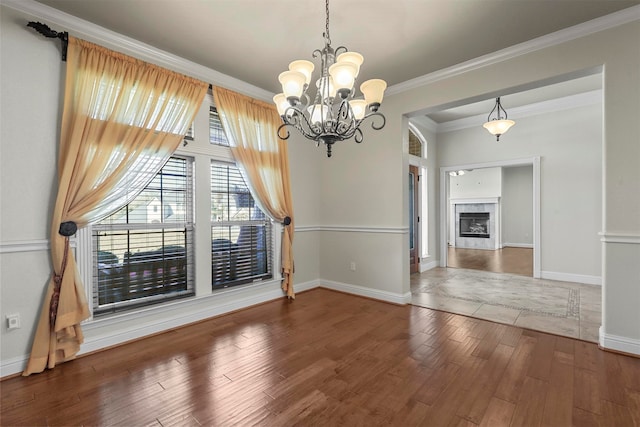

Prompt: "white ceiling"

[29,0,638,121]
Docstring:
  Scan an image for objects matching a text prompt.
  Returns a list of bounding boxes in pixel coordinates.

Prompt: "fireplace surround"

[451,198,500,250]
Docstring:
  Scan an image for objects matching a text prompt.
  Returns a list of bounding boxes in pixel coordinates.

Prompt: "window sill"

[82,275,283,332]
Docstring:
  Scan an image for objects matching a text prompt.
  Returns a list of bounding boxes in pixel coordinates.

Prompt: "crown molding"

[0,0,274,103]
[387,5,640,96]
[4,0,637,106]
[409,116,438,133]
[436,89,602,133]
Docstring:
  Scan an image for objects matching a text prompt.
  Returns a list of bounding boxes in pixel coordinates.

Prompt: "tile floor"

[411,267,602,342]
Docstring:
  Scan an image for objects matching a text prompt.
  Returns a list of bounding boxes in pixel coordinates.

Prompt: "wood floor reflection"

[2,288,638,426]
[448,246,533,276]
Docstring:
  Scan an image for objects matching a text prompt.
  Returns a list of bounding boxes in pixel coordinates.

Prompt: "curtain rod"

[27,21,68,61]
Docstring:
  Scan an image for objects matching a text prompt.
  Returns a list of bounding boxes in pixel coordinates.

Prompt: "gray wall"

[351,20,640,353]
[0,4,322,375]
[502,166,534,246]
[2,3,639,373]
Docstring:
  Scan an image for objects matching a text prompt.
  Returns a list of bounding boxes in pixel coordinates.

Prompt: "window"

[211,162,272,289]
[92,156,194,315]
[209,106,228,146]
[184,122,195,142]
[409,129,423,157]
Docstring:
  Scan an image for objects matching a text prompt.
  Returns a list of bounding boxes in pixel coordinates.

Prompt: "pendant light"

[483,97,515,141]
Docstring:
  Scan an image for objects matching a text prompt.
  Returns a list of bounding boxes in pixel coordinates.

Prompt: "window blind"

[211,162,272,289]
[92,156,195,315]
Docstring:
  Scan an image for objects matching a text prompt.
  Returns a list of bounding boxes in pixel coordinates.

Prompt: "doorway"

[409,165,419,273]
[440,158,541,278]
[446,165,535,276]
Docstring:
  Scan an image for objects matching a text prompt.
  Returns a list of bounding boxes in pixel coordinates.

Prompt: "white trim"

[175,144,235,161]
[320,279,411,305]
[295,225,409,234]
[420,259,439,272]
[0,0,273,102]
[540,271,602,286]
[294,225,322,233]
[0,238,79,253]
[599,327,640,356]
[0,239,49,253]
[410,116,438,134]
[440,157,541,279]
[436,90,602,133]
[599,232,640,244]
[503,243,534,249]
[387,5,640,96]
[450,197,500,205]
[0,279,322,378]
[0,355,27,379]
[407,122,431,160]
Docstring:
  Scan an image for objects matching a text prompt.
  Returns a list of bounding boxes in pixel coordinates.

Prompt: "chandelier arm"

[334,46,348,56]
[277,123,292,140]
[354,127,364,144]
[281,106,326,141]
[362,111,386,131]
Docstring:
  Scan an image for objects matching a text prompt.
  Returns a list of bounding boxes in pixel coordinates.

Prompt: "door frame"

[439,157,541,278]
[409,165,420,273]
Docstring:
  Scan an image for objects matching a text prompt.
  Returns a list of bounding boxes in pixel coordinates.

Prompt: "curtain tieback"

[50,236,70,329]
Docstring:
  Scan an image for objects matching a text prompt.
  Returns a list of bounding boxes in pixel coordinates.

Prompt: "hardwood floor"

[2,288,639,426]
[448,246,533,276]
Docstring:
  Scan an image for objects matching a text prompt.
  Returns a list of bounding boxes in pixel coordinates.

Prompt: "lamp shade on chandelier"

[273,0,387,157]
[483,97,515,141]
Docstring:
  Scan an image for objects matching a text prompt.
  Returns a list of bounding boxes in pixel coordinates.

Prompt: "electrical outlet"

[6,314,20,330]
[350,261,356,271]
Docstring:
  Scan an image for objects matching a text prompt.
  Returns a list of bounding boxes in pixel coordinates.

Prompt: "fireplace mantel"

[450,197,500,205]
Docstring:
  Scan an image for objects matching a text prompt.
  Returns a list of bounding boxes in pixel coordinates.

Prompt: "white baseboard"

[540,270,602,286]
[503,243,534,248]
[1,279,321,379]
[319,279,411,304]
[600,327,640,356]
[420,259,439,272]
[0,355,28,379]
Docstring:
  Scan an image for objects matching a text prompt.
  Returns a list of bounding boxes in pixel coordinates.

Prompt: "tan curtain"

[23,37,208,376]
[213,86,295,298]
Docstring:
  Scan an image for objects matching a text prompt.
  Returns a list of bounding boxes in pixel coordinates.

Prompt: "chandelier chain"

[324,0,331,45]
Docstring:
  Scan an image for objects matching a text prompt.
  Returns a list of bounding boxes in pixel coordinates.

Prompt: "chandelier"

[273,0,387,157]
[483,97,515,141]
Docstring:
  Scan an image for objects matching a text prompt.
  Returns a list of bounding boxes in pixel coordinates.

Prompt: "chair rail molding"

[295,225,409,234]
[599,232,640,244]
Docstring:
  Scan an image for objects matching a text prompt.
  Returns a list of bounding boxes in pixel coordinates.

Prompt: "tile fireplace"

[451,198,501,250]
